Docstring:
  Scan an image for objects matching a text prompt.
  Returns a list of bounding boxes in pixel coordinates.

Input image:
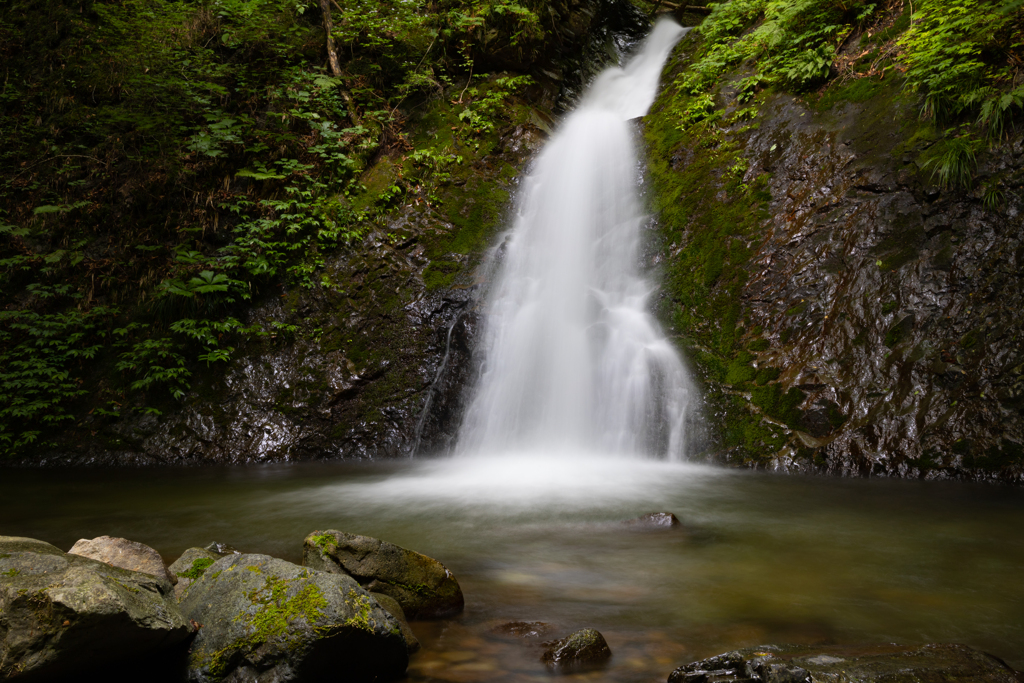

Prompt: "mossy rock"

[302,530,464,620]
[180,553,407,682]
[0,536,190,680]
[168,547,221,602]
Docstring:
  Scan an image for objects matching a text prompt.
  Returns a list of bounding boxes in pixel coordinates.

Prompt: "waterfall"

[456,19,696,460]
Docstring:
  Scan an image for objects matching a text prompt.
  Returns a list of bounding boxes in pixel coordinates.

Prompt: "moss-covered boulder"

[168,547,221,601]
[0,536,191,680]
[302,530,464,619]
[541,628,612,673]
[179,553,407,682]
[667,643,1021,683]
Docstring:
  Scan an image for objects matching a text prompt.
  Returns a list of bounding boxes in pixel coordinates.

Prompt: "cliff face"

[645,38,1024,483]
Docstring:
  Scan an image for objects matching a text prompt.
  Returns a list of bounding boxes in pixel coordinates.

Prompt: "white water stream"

[457,19,695,460]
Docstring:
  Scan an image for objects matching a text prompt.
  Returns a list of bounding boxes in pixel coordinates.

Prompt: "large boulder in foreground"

[180,553,408,682]
[69,535,176,586]
[0,536,190,680]
[302,530,464,619]
[668,643,1022,683]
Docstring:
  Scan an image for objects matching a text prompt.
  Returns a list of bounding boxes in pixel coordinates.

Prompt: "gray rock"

[541,628,612,673]
[623,512,681,528]
[68,535,175,587]
[302,530,464,619]
[667,643,1021,683]
[180,553,407,682]
[0,536,191,680]
[168,547,221,601]
[369,591,420,654]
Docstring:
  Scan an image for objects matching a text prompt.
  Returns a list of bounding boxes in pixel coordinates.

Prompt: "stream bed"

[2,456,1023,682]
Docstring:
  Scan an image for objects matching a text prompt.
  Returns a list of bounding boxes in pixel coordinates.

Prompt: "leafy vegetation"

[0,0,551,456]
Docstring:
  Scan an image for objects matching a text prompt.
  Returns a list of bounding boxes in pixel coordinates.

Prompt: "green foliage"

[900,0,1024,135]
[0,302,114,454]
[674,0,876,108]
[921,133,981,188]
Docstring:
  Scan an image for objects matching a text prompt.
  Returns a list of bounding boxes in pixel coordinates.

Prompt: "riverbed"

[2,455,1022,681]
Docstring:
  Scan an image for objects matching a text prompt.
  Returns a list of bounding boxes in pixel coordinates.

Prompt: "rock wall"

[645,50,1024,483]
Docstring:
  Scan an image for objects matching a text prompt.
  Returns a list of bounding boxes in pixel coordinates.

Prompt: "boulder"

[168,547,221,601]
[623,512,681,528]
[180,553,408,682]
[0,536,191,680]
[369,592,420,654]
[302,530,464,619]
[667,644,1022,683]
[541,628,612,673]
[68,535,176,587]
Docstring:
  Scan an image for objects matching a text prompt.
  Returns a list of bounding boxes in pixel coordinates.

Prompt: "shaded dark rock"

[623,511,681,528]
[68,535,175,587]
[0,536,190,681]
[369,591,420,654]
[668,644,1022,683]
[180,553,407,683]
[302,530,464,620]
[541,628,612,673]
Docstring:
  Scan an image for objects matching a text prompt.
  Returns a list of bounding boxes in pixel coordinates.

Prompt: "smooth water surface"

[3,459,1023,681]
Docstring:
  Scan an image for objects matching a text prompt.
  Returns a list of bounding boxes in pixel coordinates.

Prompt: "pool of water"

[2,455,1023,681]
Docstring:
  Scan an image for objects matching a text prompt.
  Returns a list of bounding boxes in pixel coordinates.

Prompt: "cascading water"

[457,19,696,460]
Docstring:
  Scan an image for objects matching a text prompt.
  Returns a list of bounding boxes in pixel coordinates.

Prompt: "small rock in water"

[489,621,552,639]
[623,512,681,528]
[203,540,240,555]
[303,529,464,619]
[541,628,612,673]
[68,535,175,586]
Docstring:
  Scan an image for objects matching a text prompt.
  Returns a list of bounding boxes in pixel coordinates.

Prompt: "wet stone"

[623,512,681,528]
[668,644,1021,683]
[541,628,612,673]
[489,620,553,638]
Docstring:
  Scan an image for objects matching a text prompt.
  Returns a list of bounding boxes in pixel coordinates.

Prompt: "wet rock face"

[0,536,190,680]
[180,553,408,683]
[302,530,464,620]
[667,643,1023,683]
[648,74,1024,483]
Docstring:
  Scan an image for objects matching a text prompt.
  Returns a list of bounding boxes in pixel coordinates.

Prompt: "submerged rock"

[667,644,1022,683]
[0,536,190,680]
[180,553,408,683]
[624,512,682,528]
[302,530,464,619]
[541,628,612,673]
[168,547,221,601]
[490,621,553,639]
[68,535,175,586]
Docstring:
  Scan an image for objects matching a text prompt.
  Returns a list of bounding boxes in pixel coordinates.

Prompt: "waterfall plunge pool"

[2,457,1023,681]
